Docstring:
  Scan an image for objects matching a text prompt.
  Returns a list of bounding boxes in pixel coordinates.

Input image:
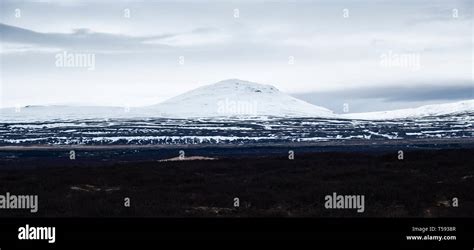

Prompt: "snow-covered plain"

[0,114,472,145]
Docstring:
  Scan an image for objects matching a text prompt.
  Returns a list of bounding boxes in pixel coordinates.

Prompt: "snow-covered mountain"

[1,79,472,121]
[144,79,335,118]
[342,100,474,120]
[1,80,473,146]
[0,79,334,121]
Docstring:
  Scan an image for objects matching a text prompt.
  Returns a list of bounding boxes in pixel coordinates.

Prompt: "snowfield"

[0,114,472,146]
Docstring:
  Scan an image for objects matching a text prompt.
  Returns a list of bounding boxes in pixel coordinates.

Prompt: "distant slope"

[342,100,474,120]
[0,105,131,122]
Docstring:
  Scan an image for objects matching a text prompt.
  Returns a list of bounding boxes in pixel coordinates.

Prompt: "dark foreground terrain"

[0,146,473,217]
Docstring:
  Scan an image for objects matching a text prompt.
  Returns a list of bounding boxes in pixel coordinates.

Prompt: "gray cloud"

[293,82,473,113]
[405,1,473,25]
[0,23,219,52]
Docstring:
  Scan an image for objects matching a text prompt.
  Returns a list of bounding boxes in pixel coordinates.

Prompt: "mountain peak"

[209,79,280,94]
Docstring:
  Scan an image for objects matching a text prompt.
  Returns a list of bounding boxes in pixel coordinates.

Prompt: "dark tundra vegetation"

[0,146,473,217]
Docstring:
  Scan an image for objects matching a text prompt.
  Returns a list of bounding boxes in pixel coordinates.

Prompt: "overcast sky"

[0,0,472,112]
